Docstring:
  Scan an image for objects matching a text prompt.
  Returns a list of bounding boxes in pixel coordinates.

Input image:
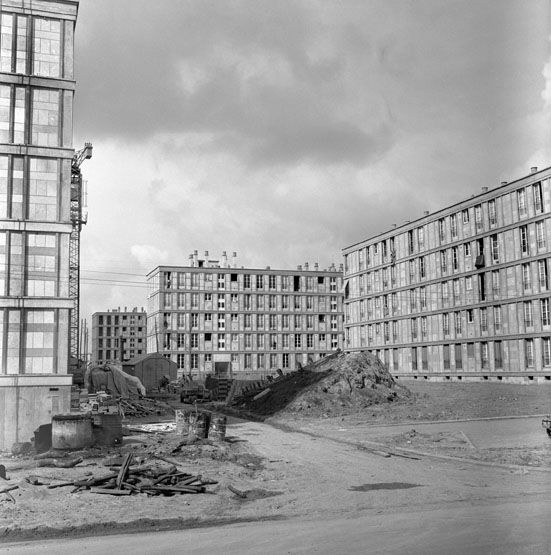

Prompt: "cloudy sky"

[73,0,551,325]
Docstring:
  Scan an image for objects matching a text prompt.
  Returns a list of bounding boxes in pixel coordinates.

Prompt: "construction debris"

[26,453,217,497]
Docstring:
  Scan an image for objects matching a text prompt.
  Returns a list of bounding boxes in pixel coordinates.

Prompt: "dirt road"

[2,416,551,548]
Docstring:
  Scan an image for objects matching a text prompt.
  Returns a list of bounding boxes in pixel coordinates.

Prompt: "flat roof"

[342,165,551,253]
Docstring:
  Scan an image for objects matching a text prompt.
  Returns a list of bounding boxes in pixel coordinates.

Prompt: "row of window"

[352,299,550,347]
[365,337,551,372]
[161,292,341,311]
[96,337,144,348]
[345,181,547,273]
[0,231,64,297]
[1,13,66,78]
[0,85,66,147]
[0,308,58,374]
[95,349,144,364]
[0,155,61,221]
[347,221,547,289]
[95,326,145,337]
[169,332,341,351]
[158,311,340,330]
[159,271,338,292]
[95,314,145,326]
[182,352,318,371]
[347,260,550,321]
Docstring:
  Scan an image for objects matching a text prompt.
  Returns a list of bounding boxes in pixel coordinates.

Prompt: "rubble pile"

[234,351,412,418]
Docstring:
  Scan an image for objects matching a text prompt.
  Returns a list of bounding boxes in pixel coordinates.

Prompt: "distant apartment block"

[91,307,147,365]
[146,251,345,378]
[343,166,551,382]
[0,0,80,449]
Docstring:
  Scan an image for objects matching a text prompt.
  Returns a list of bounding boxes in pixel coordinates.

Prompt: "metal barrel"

[208,416,227,441]
[189,411,210,440]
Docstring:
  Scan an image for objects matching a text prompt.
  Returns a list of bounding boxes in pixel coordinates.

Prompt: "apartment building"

[343,166,551,382]
[146,252,344,378]
[0,1,80,449]
[91,308,147,365]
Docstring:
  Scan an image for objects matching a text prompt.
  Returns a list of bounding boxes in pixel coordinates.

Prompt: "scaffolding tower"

[69,143,93,363]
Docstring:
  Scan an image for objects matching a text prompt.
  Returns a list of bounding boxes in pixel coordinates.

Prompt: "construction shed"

[122,353,177,393]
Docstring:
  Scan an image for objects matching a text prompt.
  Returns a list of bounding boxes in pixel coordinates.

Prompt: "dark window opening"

[318,276,324,284]
[231,273,238,282]
[294,276,300,291]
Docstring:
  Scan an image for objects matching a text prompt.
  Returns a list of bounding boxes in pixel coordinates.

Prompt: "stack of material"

[118,397,167,417]
[46,454,216,496]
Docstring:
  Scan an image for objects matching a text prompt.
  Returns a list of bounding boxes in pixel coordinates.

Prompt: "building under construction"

[0,0,82,449]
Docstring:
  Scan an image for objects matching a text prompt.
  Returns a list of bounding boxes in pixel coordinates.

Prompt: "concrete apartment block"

[0,0,79,449]
[91,308,147,365]
[343,166,551,383]
[146,252,345,379]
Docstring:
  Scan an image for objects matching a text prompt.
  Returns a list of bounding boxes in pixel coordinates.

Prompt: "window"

[33,18,62,77]
[190,334,198,348]
[462,209,469,224]
[481,342,489,368]
[474,205,483,231]
[26,233,56,296]
[443,313,449,335]
[419,256,426,278]
[517,189,527,217]
[244,334,252,349]
[1,14,28,74]
[450,214,458,238]
[256,275,263,289]
[522,263,531,291]
[191,354,198,369]
[307,334,314,348]
[270,354,277,368]
[525,339,534,367]
[177,333,185,348]
[464,242,471,257]
[492,270,500,295]
[421,316,427,337]
[257,353,265,368]
[538,260,549,291]
[330,315,338,330]
[306,296,313,310]
[544,338,551,367]
[282,334,289,348]
[177,293,185,308]
[452,247,459,271]
[455,312,462,335]
[244,314,252,329]
[467,309,474,324]
[411,318,417,340]
[217,314,225,330]
[217,295,225,310]
[244,274,251,288]
[520,225,529,255]
[536,221,546,249]
[282,353,289,368]
[494,306,502,331]
[27,158,59,221]
[294,334,302,348]
[32,89,60,146]
[533,183,543,213]
[330,296,338,311]
[258,334,265,349]
[231,293,238,304]
[330,277,337,292]
[269,275,277,289]
[466,276,472,291]
[490,234,499,263]
[524,301,533,327]
[418,227,425,249]
[480,307,487,332]
[0,85,25,144]
[541,299,550,327]
[440,251,447,273]
[438,219,445,242]
[190,313,198,328]
[22,310,55,373]
[331,334,338,349]
[191,293,199,308]
[488,200,497,226]
[217,334,225,349]
[177,354,185,369]
[177,313,185,328]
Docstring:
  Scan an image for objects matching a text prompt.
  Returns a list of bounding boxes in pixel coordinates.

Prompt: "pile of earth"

[236,351,412,418]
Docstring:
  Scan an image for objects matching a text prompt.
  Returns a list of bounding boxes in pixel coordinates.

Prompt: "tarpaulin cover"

[86,364,146,398]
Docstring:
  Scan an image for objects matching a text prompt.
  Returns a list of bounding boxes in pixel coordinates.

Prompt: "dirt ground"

[2,381,551,542]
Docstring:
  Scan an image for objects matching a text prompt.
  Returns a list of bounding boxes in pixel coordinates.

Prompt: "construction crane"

[69,142,93,366]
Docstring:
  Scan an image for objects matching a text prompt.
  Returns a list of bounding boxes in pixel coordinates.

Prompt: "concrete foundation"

[0,376,72,451]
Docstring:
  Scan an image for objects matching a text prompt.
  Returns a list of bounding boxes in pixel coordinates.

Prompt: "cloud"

[130,245,169,270]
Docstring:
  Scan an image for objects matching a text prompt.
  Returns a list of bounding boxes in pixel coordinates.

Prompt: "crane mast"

[69,143,93,366]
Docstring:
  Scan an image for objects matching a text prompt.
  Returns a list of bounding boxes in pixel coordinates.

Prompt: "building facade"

[0,0,79,449]
[91,308,147,365]
[343,166,551,382]
[146,252,344,379]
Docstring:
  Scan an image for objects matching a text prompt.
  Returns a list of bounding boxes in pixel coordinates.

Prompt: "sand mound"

[235,351,412,418]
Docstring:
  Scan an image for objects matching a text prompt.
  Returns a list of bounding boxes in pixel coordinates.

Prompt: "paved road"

[1,497,549,555]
